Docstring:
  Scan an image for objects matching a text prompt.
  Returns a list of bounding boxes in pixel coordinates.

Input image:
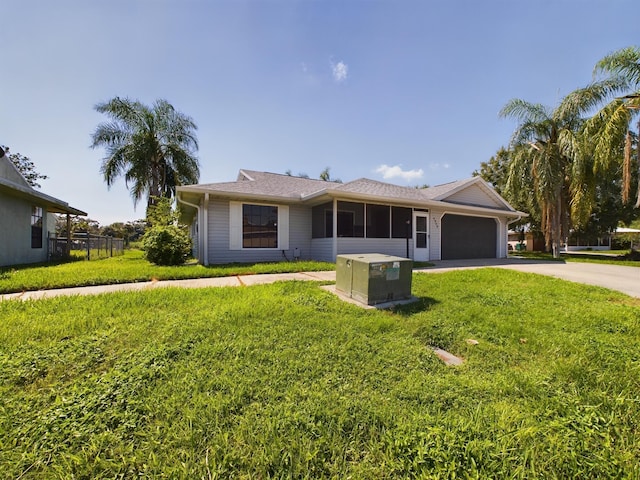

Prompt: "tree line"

[477,46,640,256]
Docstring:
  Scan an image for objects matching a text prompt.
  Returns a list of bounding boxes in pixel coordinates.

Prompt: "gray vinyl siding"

[288,205,313,259]
[0,192,48,266]
[429,208,444,261]
[206,199,313,264]
[446,184,503,208]
[336,238,412,259]
[310,238,333,262]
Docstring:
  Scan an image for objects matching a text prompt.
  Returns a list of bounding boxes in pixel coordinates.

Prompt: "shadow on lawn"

[390,296,439,316]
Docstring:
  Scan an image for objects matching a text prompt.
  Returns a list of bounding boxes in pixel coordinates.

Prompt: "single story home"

[0,147,86,267]
[565,227,640,251]
[176,169,527,265]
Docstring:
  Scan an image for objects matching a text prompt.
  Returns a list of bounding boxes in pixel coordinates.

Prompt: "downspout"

[203,193,209,266]
[177,193,204,265]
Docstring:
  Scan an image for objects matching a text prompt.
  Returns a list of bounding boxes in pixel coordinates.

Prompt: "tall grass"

[1,269,639,478]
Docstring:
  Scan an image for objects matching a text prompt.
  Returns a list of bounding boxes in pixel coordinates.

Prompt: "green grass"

[0,249,335,294]
[1,270,639,478]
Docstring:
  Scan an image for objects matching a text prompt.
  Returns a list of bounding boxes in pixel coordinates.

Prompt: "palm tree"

[582,47,640,207]
[91,97,200,210]
[500,98,588,257]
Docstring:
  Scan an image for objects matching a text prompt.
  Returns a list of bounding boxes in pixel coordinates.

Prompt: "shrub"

[141,225,192,265]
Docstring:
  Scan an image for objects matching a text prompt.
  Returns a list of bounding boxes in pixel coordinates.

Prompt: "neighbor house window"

[242,204,278,248]
[31,206,43,248]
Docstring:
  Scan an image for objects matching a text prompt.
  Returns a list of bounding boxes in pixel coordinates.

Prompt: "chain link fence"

[48,234,125,261]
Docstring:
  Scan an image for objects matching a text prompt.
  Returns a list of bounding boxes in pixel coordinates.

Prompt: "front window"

[243,204,278,248]
[31,206,43,248]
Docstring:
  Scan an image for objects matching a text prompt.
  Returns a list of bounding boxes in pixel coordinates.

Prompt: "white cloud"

[331,60,348,83]
[375,164,424,182]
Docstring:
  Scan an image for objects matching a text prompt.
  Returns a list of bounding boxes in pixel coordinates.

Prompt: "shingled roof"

[329,178,432,202]
[177,169,520,213]
[0,152,86,216]
[181,170,332,199]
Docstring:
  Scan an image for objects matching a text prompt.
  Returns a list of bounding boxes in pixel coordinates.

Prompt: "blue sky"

[1,0,637,225]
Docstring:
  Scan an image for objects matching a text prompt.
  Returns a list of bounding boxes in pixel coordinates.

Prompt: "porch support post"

[203,193,209,266]
[332,198,338,261]
[66,214,71,258]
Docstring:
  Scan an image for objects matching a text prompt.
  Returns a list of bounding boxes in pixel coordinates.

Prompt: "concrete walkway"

[0,271,336,301]
[1,258,638,301]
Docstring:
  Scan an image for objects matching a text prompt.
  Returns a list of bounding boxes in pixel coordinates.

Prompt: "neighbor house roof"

[0,153,87,216]
[177,169,527,217]
[179,169,330,201]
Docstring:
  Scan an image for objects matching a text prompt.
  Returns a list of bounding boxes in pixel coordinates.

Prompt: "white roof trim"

[238,170,256,181]
[433,177,516,211]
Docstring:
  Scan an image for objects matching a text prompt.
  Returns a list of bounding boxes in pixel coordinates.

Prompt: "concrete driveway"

[419,258,640,298]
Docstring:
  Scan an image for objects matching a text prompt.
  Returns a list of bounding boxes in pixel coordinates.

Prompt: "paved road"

[420,258,640,298]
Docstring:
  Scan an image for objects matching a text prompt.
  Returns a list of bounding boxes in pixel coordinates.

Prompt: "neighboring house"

[565,227,640,252]
[176,169,527,265]
[0,148,86,267]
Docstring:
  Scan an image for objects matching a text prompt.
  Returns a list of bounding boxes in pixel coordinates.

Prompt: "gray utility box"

[336,254,413,305]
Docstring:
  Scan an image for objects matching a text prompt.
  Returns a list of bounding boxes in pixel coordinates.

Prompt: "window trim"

[229,201,289,250]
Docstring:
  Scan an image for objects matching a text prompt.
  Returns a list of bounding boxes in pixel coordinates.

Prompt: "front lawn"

[1,269,638,478]
[0,249,335,294]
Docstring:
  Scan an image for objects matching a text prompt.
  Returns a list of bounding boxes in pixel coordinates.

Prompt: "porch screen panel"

[366,204,390,238]
[336,201,364,237]
[391,207,412,238]
[312,202,332,238]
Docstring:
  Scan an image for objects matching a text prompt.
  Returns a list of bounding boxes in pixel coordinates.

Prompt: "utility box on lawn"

[335,254,413,305]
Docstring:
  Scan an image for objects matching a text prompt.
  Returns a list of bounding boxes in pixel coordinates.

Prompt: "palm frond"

[556,77,627,121]
[93,97,200,207]
[500,99,550,124]
[583,99,632,171]
[594,46,640,86]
